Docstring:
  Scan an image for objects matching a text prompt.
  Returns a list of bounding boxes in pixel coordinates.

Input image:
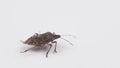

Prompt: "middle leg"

[52,41,57,53]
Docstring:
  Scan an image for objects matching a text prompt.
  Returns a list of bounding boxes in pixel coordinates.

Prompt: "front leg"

[52,41,57,53]
[46,44,52,58]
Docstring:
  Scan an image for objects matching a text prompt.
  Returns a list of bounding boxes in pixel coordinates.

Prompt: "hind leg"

[21,46,36,53]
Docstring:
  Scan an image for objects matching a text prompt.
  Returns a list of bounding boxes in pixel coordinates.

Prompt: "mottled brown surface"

[23,32,60,46]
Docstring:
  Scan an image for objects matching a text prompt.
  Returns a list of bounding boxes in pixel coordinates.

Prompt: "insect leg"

[46,44,52,58]
[52,41,57,53]
[20,46,36,53]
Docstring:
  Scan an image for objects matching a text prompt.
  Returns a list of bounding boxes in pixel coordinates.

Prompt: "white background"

[0,0,120,68]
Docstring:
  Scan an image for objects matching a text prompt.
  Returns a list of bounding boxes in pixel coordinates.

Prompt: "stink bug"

[21,32,73,57]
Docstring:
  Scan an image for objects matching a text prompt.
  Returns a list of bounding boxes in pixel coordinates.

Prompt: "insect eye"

[34,33,38,36]
[53,32,55,35]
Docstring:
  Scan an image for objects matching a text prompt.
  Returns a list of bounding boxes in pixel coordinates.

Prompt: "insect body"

[21,32,72,57]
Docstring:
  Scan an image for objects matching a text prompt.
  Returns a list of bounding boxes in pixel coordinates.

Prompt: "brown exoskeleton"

[21,32,73,57]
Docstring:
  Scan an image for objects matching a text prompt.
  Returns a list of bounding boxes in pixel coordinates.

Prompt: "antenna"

[61,38,73,46]
[61,35,76,38]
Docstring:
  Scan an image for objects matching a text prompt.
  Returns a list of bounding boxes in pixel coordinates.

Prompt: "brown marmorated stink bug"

[21,32,73,57]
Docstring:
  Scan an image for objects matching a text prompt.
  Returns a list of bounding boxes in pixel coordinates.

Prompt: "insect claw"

[20,52,24,53]
[54,50,57,53]
[46,55,48,58]
[20,51,26,53]
[20,50,28,53]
